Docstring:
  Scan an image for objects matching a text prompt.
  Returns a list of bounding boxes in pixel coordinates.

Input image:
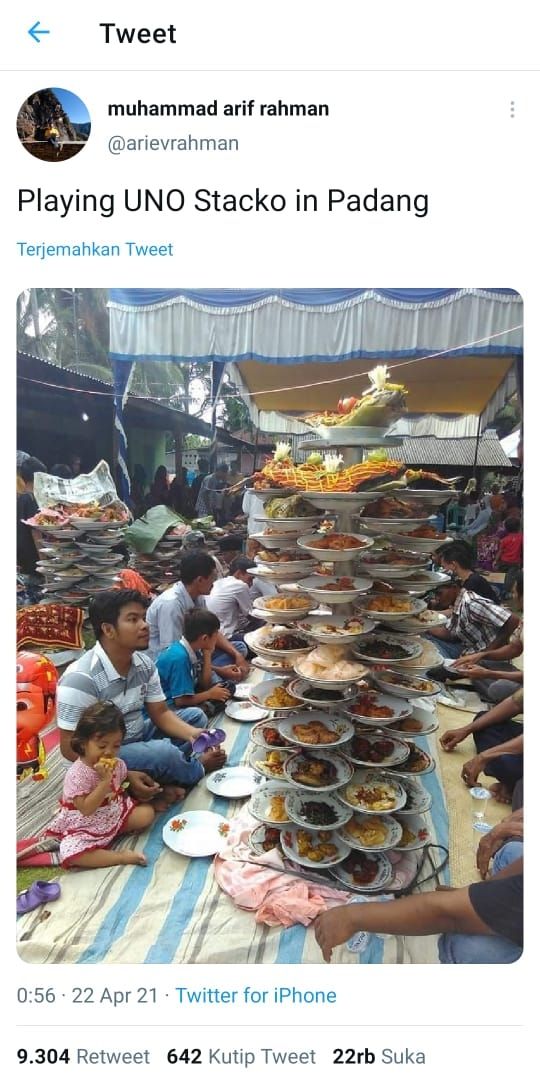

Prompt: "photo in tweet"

[16,287,523,965]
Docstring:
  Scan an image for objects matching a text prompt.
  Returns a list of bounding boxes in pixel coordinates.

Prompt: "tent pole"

[472,414,482,480]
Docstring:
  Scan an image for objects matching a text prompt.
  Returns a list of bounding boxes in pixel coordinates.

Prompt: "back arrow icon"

[28,21,50,42]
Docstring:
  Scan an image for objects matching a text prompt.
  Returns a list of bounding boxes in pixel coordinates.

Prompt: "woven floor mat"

[436,702,509,886]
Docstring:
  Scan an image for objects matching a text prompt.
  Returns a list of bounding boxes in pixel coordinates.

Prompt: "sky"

[49,87,91,125]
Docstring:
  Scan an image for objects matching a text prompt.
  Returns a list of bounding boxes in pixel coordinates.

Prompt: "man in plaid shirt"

[426,590,520,660]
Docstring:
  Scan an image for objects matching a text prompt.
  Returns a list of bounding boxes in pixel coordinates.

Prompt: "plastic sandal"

[17,880,61,915]
[192,728,226,755]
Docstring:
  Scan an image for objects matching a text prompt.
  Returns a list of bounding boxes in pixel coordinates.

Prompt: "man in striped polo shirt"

[56,589,226,806]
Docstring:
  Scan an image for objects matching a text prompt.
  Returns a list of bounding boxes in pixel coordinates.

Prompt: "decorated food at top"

[252,440,458,496]
[296,644,369,683]
[303,366,408,429]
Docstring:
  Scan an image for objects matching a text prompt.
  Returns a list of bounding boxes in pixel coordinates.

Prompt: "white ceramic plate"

[352,634,424,664]
[284,790,353,831]
[249,747,290,780]
[252,595,313,621]
[287,677,359,707]
[356,516,432,535]
[305,493,400,512]
[393,813,432,850]
[309,424,394,443]
[337,769,407,814]
[205,766,262,799]
[387,610,448,631]
[296,614,377,643]
[383,715,439,738]
[233,682,253,699]
[297,575,372,604]
[338,813,403,852]
[250,654,296,675]
[330,851,393,892]
[344,732,410,768]
[69,516,128,530]
[250,487,297,498]
[249,720,295,750]
[296,533,374,562]
[342,693,413,726]
[356,594,427,623]
[248,823,284,854]
[372,669,443,699]
[225,701,270,722]
[247,781,294,825]
[390,743,436,776]
[293,657,369,690]
[283,750,353,792]
[392,532,453,552]
[255,549,317,570]
[244,628,312,659]
[254,515,322,531]
[162,810,231,857]
[277,713,355,749]
[280,826,351,868]
[249,565,309,583]
[397,777,433,815]
[249,678,304,712]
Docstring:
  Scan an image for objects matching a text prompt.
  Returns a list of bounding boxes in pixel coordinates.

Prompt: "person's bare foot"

[152,785,186,812]
[200,747,227,774]
[118,851,148,866]
[489,782,513,805]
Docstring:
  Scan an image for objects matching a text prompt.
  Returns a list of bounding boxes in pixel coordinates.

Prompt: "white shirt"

[146,581,206,658]
[242,489,266,537]
[206,575,253,640]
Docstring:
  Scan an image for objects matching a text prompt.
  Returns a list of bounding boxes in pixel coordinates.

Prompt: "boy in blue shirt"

[156,609,232,726]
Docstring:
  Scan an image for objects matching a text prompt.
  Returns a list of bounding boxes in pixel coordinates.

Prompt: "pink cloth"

[214,812,351,927]
[46,758,135,866]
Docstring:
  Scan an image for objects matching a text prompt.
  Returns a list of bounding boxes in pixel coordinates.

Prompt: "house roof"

[397,431,513,468]
[17,352,238,446]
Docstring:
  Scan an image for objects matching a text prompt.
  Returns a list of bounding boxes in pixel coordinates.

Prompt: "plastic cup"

[469,785,491,820]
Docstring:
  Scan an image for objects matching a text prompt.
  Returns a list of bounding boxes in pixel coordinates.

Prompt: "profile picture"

[17,87,91,162]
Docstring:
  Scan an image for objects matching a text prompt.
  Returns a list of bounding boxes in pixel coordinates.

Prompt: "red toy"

[16,652,58,780]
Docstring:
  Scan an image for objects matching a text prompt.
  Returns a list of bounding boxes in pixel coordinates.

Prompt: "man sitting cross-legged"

[56,589,226,811]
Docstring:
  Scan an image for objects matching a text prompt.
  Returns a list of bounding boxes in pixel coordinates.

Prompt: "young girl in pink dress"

[47,701,154,868]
